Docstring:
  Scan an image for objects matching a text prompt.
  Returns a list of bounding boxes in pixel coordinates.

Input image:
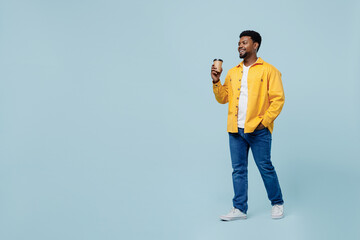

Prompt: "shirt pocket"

[248,69,265,96]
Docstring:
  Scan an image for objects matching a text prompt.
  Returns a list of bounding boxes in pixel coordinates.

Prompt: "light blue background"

[0,0,359,239]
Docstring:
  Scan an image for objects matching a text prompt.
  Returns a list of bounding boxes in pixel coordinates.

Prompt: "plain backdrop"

[0,0,359,239]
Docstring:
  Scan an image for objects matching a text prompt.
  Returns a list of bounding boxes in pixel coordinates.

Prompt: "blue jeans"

[229,127,284,214]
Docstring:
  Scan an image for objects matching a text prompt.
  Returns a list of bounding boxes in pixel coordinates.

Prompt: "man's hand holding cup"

[211,59,223,83]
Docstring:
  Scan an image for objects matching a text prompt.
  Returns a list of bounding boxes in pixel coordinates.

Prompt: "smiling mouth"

[239,50,245,54]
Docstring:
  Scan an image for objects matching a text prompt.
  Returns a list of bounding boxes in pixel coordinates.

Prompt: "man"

[211,30,285,220]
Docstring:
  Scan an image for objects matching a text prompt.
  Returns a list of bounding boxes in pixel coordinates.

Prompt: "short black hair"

[239,30,262,52]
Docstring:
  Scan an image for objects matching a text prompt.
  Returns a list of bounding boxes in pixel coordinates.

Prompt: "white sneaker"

[220,207,247,221]
[271,204,284,219]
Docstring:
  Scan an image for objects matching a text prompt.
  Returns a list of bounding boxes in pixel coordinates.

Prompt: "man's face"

[238,36,258,59]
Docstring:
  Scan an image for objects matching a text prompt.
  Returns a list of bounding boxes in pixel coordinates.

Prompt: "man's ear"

[254,42,259,52]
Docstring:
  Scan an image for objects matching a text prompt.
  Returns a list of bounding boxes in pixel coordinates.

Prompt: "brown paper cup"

[213,59,223,72]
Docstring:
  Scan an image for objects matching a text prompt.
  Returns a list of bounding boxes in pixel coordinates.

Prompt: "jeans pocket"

[251,127,268,137]
[254,127,267,132]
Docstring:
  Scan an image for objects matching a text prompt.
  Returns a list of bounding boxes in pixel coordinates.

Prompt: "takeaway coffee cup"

[213,59,223,73]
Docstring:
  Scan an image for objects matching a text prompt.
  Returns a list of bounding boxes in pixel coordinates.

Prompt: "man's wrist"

[212,79,220,84]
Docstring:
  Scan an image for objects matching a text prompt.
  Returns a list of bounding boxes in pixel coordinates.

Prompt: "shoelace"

[230,207,238,214]
[272,205,282,213]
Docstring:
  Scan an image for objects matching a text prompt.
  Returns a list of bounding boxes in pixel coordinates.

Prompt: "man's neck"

[243,55,258,67]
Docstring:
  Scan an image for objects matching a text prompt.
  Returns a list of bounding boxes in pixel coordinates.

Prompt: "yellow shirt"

[213,57,285,133]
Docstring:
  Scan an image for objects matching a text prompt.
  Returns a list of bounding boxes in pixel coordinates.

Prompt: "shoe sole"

[220,216,247,221]
[272,214,284,219]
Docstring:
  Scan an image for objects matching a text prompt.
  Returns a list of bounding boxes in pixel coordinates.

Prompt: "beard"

[239,52,247,59]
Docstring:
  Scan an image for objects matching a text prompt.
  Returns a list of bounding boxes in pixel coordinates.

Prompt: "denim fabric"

[229,127,284,213]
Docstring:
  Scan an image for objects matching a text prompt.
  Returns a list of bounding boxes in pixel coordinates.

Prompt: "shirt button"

[235,114,237,116]
[237,97,239,99]
[238,88,240,90]
[236,106,238,108]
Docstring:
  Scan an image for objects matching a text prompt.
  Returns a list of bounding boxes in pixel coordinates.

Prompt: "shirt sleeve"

[262,67,285,127]
[212,72,230,104]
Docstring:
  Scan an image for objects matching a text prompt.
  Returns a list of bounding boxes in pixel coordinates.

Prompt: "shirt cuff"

[261,117,271,128]
[213,81,221,87]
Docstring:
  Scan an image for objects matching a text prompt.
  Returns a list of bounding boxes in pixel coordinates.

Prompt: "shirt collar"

[236,57,264,68]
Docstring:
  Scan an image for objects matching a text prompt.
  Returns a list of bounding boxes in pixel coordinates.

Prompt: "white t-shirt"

[237,64,251,128]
